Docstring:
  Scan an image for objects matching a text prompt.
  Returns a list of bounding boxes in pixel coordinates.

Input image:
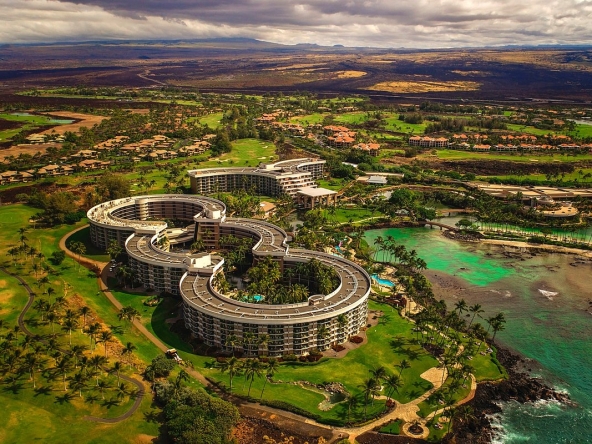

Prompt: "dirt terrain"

[0,142,63,160]
[1,41,592,102]
[38,111,107,135]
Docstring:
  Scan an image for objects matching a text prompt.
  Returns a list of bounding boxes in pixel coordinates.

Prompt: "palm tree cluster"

[7,228,48,271]
[118,306,141,329]
[217,356,280,399]
[0,319,132,405]
[114,265,138,288]
[218,234,255,271]
[357,365,403,421]
[67,240,86,272]
[224,332,270,356]
[236,257,339,305]
[372,235,427,271]
[217,186,264,218]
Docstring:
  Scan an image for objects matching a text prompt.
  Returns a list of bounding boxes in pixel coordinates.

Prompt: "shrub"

[145,355,176,378]
[350,336,363,344]
[49,250,66,265]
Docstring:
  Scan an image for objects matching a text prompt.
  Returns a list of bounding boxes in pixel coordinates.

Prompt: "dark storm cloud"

[0,0,591,47]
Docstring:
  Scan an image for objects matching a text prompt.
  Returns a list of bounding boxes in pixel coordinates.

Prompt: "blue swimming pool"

[242,294,264,302]
[371,274,395,287]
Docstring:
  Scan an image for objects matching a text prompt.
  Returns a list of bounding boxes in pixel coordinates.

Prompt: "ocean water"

[365,225,592,443]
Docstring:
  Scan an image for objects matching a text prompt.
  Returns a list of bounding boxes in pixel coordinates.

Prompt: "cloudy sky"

[1,0,591,48]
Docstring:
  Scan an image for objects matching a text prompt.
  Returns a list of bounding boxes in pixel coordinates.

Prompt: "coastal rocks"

[447,346,572,444]
[323,382,348,396]
[443,230,483,242]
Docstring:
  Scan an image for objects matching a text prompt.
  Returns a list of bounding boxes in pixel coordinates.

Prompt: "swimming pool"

[371,274,395,287]
[242,294,264,302]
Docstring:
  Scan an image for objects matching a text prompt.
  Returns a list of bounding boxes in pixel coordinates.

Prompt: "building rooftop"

[296,186,337,197]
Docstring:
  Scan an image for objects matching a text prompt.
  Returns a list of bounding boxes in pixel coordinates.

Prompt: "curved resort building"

[88,194,370,357]
[188,158,326,197]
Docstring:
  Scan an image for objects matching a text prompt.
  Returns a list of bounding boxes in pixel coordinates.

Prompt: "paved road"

[0,266,145,424]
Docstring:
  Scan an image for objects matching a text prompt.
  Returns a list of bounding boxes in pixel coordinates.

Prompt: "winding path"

[0,265,145,424]
[59,226,210,387]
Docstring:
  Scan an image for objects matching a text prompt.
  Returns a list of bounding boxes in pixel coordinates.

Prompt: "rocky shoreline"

[447,345,572,444]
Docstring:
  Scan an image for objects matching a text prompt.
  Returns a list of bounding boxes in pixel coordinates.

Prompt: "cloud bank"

[1,0,591,47]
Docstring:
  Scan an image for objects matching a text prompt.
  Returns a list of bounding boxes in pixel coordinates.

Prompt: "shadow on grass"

[34,385,53,397]
[64,227,110,262]
[149,297,193,355]
[54,392,76,404]
[101,397,120,409]
[85,393,100,404]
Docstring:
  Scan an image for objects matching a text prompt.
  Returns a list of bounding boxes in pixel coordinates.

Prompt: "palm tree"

[68,241,86,271]
[69,372,88,398]
[244,359,263,397]
[218,357,242,393]
[371,366,387,383]
[260,358,280,400]
[111,361,123,385]
[33,298,50,321]
[115,382,128,405]
[24,353,42,388]
[86,322,101,352]
[79,306,91,330]
[490,313,506,343]
[359,378,379,420]
[122,342,137,367]
[98,330,113,357]
[173,369,190,397]
[71,344,87,369]
[384,374,402,402]
[118,306,140,330]
[317,324,329,350]
[468,304,484,328]
[257,334,269,356]
[346,395,359,425]
[224,334,239,357]
[13,325,20,344]
[96,379,110,400]
[55,357,73,391]
[61,318,78,346]
[454,299,468,319]
[336,313,348,343]
[46,311,59,334]
[397,359,411,378]
[89,355,108,386]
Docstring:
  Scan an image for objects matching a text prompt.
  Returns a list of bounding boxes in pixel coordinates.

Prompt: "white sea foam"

[538,289,558,300]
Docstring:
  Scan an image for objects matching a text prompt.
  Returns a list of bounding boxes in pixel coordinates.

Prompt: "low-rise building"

[0,170,34,184]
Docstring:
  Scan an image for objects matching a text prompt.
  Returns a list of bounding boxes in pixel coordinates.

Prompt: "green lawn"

[322,207,385,224]
[334,112,369,125]
[384,115,427,134]
[482,168,592,184]
[290,113,329,125]
[0,386,159,444]
[196,112,225,129]
[380,419,401,435]
[506,124,559,136]
[197,138,277,168]
[425,149,592,163]
[569,123,592,138]
[317,178,350,191]
[0,206,164,443]
[64,227,111,263]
